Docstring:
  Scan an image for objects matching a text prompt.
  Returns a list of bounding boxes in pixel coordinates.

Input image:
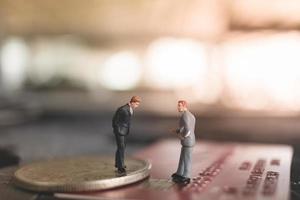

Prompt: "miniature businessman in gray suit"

[112,96,141,174]
[172,100,196,184]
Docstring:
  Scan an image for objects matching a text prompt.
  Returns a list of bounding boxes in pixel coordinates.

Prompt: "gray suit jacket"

[176,110,196,147]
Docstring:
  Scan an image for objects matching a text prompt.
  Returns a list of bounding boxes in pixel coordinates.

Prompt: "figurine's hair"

[130,96,141,103]
[178,100,187,107]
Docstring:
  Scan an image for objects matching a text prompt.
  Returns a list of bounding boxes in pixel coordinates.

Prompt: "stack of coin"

[13,156,151,192]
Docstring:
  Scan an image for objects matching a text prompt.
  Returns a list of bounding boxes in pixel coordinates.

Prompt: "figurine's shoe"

[171,173,181,178]
[172,175,190,184]
[180,177,190,184]
[172,174,184,183]
[172,177,181,183]
[117,167,126,173]
[115,165,127,169]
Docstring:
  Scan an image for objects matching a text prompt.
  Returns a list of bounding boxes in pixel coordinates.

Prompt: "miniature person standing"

[112,96,141,174]
[172,100,196,184]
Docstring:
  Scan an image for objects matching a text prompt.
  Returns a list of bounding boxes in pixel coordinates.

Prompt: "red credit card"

[55,139,292,200]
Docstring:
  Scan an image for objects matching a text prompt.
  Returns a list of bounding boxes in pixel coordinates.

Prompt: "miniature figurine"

[171,100,196,184]
[112,96,141,174]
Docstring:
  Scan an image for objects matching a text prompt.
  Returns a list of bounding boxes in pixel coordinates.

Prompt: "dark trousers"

[114,134,126,169]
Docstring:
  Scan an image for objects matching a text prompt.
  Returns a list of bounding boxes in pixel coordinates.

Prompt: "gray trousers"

[114,134,126,169]
[176,146,193,178]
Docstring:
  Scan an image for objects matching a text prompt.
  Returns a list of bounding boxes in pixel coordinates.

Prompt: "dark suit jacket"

[112,104,132,136]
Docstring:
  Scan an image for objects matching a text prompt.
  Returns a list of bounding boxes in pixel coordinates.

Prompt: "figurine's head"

[177,100,188,112]
[130,96,141,109]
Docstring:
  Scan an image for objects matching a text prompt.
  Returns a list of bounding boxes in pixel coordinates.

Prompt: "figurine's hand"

[179,135,184,140]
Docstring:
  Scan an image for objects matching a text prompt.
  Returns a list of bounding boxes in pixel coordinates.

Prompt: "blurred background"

[1,0,300,173]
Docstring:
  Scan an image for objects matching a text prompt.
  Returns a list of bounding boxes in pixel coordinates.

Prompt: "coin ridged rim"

[13,156,151,192]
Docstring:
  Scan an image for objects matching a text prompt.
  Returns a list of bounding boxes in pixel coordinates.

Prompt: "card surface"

[56,140,293,200]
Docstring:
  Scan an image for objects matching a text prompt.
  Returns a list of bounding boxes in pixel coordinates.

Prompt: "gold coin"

[13,156,151,192]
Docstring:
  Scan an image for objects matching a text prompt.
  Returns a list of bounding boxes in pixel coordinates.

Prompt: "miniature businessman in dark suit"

[172,100,196,184]
[112,96,141,174]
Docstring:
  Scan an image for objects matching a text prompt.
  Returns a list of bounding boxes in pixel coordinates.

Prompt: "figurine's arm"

[176,131,185,140]
[171,127,184,140]
[178,114,190,138]
[119,108,130,125]
[176,127,184,134]
[113,108,127,127]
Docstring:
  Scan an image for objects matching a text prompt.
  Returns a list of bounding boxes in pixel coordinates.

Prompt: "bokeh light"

[145,37,208,89]
[0,38,29,90]
[223,33,300,111]
[99,51,142,90]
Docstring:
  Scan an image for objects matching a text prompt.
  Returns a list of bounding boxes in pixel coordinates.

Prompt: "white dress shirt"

[128,103,133,115]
